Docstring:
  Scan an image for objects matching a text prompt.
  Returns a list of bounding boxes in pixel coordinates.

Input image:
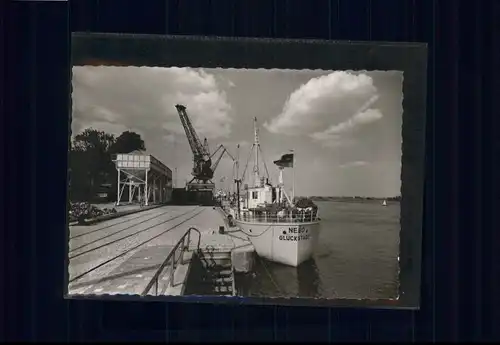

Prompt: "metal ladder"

[197,246,235,296]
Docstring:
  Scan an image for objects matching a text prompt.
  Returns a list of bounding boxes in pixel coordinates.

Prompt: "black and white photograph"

[67,64,405,301]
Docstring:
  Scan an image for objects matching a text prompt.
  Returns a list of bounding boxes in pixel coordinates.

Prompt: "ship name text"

[278,226,310,241]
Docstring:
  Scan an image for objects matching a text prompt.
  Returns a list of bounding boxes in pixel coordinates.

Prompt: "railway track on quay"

[69,207,199,257]
[68,206,205,285]
[69,207,168,240]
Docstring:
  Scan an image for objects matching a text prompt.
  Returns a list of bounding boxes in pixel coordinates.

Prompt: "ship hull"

[234,219,321,267]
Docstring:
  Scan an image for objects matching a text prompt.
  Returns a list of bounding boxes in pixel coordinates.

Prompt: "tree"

[69,128,147,203]
[110,131,145,155]
[69,128,116,201]
[73,128,115,152]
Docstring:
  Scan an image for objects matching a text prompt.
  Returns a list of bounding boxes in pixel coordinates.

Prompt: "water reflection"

[236,256,321,299]
[235,201,401,300]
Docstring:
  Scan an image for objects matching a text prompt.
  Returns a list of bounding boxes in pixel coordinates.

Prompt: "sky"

[71,66,403,198]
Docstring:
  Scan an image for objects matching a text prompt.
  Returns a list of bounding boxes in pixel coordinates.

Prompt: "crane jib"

[175,104,235,184]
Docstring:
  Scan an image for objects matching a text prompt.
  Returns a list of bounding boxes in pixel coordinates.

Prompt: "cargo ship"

[231,118,321,267]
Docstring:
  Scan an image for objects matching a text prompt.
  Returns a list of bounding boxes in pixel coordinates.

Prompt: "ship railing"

[141,227,201,296]
[236,210,320,223]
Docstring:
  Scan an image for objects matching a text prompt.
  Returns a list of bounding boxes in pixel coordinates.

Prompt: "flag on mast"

[273,153,294,168]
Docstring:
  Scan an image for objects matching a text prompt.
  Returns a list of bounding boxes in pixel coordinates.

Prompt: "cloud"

[161,121,184,135]
[339,161,369,169]
[162,134,176,143]
[309,133,354,149]
[83,121,129,136]
[264,71,384,148]
[311,109,383,149]
[71,67,233,152]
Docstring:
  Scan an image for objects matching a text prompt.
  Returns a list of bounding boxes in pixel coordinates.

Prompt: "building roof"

[127,149,148,155]
[116,150,172,176]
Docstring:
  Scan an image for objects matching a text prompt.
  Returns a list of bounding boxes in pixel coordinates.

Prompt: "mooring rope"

[258,255,282,296]
[240,223,273,238]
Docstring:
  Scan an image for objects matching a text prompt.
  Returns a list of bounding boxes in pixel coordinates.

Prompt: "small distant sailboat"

[382,199,388,207]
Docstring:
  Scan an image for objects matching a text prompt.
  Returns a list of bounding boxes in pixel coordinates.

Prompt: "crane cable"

[239,144,254,183]
[257,144,270,180]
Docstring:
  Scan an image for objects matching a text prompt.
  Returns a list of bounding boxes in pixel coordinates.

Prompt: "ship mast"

[238,117,270,190]
[253,117,260,187]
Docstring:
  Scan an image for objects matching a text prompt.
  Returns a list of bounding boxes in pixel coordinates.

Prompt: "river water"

[236,200,400,300]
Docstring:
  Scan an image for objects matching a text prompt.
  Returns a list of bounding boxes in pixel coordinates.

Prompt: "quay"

[68,205,255,297]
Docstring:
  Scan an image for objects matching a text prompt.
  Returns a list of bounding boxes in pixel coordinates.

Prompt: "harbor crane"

[175,104,236,191]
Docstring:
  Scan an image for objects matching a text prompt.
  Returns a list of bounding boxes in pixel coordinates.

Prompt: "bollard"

[77,215,86,225]
[228,215,234,227]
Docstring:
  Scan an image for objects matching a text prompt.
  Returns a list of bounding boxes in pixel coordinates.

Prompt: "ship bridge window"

[252,191,258,199]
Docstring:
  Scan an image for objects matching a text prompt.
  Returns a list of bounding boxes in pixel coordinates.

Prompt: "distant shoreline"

[308,197,401,203]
